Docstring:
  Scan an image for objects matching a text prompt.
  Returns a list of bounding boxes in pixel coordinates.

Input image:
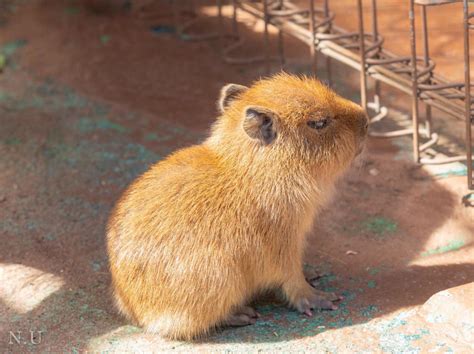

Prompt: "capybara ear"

[242,106,277,145]
[218,84,248,113]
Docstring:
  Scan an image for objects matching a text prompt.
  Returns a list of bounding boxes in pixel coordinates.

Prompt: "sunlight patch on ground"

[0,263,64,313]
[87,324,301,352]
[87,326,171,352]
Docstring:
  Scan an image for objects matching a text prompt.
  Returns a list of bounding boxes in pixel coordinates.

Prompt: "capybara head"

[212,73,368,181]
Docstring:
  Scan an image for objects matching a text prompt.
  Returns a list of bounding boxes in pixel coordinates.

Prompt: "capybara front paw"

[293,290,340,316]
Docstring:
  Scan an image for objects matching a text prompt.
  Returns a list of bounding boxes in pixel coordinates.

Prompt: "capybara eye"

[307,118,329,130]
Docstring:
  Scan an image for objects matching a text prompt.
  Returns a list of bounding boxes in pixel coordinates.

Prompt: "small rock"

[369,168,380,176]
[0,195,6,203]
[346,250,358,255]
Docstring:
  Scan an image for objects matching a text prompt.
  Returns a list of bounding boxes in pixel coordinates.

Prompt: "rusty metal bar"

[409,0,421,163]
[323,0,332,85]
[463,0,473,189]
[218,0,224,52]
[263,1,271,74]
[309,1,317,74]
[232,0,238,36]
[371,0,381,113]
[357,0,368,112]
[277,0,285,67]
[421,4,433,137]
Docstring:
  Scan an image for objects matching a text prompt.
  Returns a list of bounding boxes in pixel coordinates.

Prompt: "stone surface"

[419,282,474,347]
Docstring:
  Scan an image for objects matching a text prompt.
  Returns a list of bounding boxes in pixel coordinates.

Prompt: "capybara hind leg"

[238,305,260,318]
[224,314,256,327]
[223,306,259,327]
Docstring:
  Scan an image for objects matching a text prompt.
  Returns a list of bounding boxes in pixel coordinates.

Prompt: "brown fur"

[106,73,368,340]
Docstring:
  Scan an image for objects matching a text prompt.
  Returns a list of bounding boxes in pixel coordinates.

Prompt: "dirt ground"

[0,0,473,352]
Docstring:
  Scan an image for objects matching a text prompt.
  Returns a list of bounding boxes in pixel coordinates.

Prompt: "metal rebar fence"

[173,0,473,190]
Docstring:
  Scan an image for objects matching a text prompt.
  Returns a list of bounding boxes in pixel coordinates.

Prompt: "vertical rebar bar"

[463,0,473,189]
[278,0,285,67]
[409,0,420,163]
[232,0,238,37]
[371,0,381,113]
[263,0,271,74]
[371,0,378,39]
[357,0,368,112]
[217,0,223,54]
[323,0,329,16]
[309,0,318,75]
[278,30,285,67]
[323,0,332,85]
[421,4,433,137]
[309,0,317,75]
